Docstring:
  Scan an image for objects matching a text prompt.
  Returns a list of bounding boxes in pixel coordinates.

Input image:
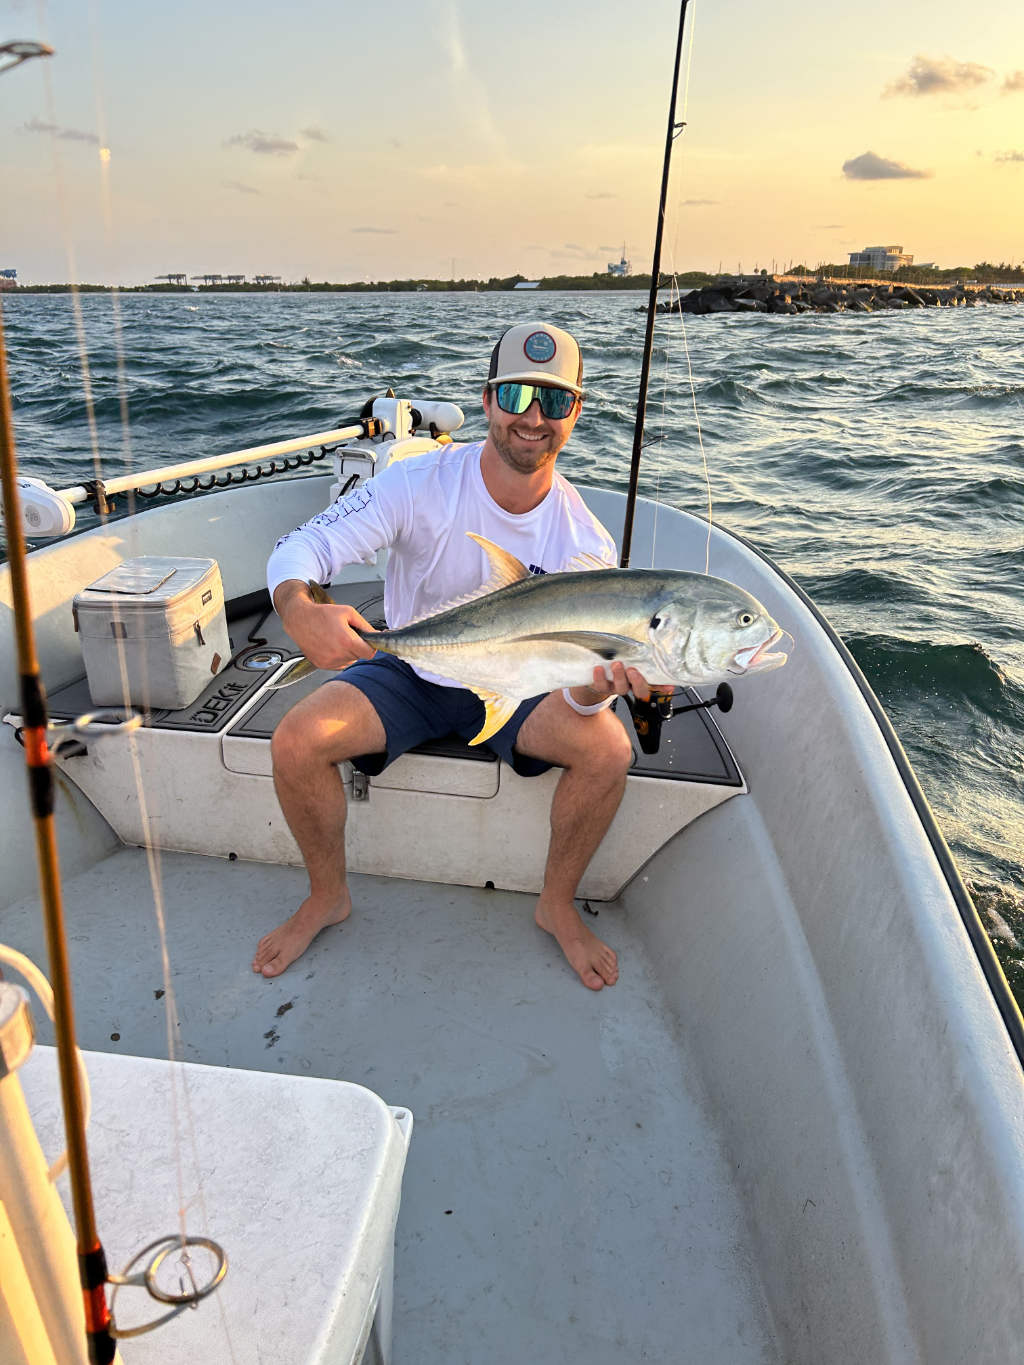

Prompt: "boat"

[3,10,1024,1364]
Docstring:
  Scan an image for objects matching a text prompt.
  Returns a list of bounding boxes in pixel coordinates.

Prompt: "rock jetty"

[651,277,1024,317]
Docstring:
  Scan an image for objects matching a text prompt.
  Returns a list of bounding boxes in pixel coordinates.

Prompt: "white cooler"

[72,556,231,710]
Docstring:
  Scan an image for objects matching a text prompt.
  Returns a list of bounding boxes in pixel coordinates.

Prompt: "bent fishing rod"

[620,0,691,568]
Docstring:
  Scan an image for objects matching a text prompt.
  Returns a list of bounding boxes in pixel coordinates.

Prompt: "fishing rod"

[0,39,117,1365]
[620,0,691,568]
[0,254,117,1363]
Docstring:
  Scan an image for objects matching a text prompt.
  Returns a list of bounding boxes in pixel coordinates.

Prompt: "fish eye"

[736,611,755,627]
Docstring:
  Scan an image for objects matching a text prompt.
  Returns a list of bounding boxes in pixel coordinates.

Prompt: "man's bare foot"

[252,890,352,979]
[534,894,619,991]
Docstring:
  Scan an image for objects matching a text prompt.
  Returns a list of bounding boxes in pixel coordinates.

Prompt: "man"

[253,322,653,991]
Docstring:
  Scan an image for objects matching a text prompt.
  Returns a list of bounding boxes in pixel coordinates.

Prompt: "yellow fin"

[465,533,530,589]
[267,656,320,689]
[468,688,520,746]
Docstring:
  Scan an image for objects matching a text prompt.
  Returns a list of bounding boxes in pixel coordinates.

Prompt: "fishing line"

[36,31,107,513]
[80,18,237,1349]
[664,3,713,577]
[672,280,713,575]
[34,17,236,1353]
[647,0,713,576]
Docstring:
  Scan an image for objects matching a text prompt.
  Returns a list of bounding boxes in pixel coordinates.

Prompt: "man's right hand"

[273,580,378,671]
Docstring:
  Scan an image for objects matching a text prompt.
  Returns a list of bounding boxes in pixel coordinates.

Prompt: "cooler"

[73,556,230,710]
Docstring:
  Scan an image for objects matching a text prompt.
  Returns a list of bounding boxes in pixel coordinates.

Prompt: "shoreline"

[653,276,1024,316]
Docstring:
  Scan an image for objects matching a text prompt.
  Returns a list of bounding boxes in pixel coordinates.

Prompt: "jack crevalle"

[301,533,787,745]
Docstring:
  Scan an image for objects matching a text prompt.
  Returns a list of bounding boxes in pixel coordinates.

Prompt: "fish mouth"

[729,628,787,674]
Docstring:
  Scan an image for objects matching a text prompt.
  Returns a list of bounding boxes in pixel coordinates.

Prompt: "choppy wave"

[845,634,1022,722]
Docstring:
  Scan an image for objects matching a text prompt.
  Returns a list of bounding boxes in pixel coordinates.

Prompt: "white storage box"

[73,556,230,710]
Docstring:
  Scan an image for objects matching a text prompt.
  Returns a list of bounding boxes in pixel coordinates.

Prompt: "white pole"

[0,991,89,1365]
[58,422,368,506]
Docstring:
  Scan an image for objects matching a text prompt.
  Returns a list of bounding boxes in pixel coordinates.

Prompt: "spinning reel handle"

[626,683,734,756]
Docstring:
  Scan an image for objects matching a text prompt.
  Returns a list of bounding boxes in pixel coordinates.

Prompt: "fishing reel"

[626,683,734,755]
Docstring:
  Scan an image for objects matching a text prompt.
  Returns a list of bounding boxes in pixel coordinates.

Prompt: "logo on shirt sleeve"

[309,485,375,529]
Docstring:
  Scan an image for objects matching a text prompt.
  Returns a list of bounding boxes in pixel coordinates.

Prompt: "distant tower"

[607,244,631,277]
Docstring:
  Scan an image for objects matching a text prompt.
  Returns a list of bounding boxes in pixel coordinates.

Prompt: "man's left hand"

[570,663,662,708]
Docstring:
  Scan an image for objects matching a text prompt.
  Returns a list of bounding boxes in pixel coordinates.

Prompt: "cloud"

[681,198,718,206]
[351,226,398,235]
[21,115,99,144]
[884,54,994,97]
[227,130,299,156]
[817,223,845,228]
[224,180,260,195]
[585,192,618,200]
[842,151,932,180]
[1003,71,1024,93]
[300,127,329,142]
[995,150,1024,163]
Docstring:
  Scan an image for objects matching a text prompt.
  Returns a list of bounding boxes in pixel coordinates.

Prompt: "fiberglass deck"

[5,847,779,1365]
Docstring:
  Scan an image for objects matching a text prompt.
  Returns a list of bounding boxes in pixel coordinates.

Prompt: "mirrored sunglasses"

[492,382,579,421]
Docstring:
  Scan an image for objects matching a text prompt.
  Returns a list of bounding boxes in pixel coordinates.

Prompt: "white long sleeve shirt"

[266,439,617,686]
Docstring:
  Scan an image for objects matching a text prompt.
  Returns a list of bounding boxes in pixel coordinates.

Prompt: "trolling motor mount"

[626,683,734,755]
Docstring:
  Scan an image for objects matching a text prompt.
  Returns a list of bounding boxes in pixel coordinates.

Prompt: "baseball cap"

[487,322,585,397]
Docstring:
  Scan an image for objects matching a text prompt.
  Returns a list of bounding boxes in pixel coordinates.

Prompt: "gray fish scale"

[370,569,682,653]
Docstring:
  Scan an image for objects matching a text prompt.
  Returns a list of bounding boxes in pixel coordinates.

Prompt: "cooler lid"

[78,557,217,605]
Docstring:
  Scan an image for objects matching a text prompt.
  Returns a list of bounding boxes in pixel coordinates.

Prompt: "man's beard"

[487,419,563,474]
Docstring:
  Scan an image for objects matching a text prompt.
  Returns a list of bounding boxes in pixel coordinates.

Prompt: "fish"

[271,533,788,746]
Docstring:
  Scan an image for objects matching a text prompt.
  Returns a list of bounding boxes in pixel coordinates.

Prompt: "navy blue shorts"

[334,654,552,778]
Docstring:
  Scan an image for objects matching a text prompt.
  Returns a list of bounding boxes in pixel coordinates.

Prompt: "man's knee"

[271,684,384,773]
[567,711,634,778]
[270,705,319,774]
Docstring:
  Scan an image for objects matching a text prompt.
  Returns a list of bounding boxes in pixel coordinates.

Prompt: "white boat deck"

[4,846,779,1364]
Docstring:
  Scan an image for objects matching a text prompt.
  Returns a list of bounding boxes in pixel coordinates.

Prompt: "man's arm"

[273,579,377,671]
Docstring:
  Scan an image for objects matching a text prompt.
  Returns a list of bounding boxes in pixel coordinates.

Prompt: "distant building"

[607,246,631,277]
[848,245,914,272]
[0,268,16,291]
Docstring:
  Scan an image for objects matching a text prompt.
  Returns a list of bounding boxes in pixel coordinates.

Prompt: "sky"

[2,0,1023,285]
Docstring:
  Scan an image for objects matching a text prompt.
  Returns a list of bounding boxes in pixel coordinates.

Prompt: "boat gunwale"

[718,519,1024,1071]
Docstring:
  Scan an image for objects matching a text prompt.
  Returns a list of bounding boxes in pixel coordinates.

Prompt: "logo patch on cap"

[523,330,557,363]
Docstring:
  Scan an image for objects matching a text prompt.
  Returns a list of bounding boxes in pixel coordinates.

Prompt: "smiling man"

[255,322,654,990]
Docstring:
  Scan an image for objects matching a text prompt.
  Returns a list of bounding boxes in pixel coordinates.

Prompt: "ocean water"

[3,290,1023,995]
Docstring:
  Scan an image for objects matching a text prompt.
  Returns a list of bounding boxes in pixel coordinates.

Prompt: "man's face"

[482,385,582,476]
